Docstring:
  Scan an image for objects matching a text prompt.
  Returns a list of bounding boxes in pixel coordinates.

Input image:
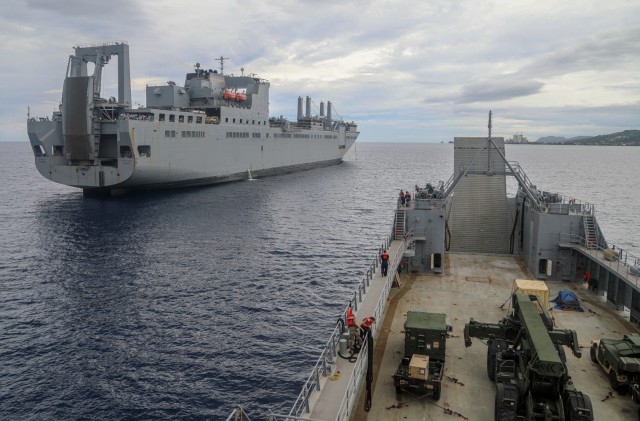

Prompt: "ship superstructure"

[27,42,358,194]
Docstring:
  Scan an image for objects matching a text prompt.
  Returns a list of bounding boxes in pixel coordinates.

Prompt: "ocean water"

[1,141,638,419]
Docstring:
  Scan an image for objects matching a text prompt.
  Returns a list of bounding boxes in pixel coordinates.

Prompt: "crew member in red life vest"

[359,316,376,339]
[405,191,412,206]
[399,190,406,206]
[380,249,390,276]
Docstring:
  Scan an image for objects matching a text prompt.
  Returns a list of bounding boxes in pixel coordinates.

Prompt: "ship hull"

[28,117,357,193]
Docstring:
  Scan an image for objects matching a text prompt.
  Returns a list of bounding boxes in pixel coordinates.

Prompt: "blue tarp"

[550,290,584,311]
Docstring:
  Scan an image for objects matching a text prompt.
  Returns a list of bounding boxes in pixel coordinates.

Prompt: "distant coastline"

[509,129,640,146]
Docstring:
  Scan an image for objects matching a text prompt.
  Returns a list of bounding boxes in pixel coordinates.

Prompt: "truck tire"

[487,339,497,381]
[432,383,441,401]
[566,393,594,420]
[609,370,620,391]
[494,383,517,421]
[609,370,629,395]
[590,344,597,363]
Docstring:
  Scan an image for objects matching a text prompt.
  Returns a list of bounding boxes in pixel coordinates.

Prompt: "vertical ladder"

[91,93,102,159]
[583,215,597,250]
[395,209,406,240]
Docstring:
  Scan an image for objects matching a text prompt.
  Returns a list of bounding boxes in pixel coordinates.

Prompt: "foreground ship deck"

[227,115,640,421]
[362,253,638,420]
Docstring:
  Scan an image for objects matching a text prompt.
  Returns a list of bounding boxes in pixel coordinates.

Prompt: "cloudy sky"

[2,0,639,142]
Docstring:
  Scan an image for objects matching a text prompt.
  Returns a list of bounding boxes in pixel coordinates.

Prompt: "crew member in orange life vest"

[347,306,356,327]
[380,249,390,276]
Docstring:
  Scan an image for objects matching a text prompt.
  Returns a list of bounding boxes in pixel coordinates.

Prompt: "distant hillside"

[535,136,591,144]
[535,130,640,145]
[575,130,640,145]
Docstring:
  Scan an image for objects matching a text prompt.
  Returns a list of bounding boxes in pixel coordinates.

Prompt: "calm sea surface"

[1,141,638,419]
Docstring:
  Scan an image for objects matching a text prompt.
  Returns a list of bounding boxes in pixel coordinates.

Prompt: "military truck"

[590,333,640,395]
[393,311,449,400]
[465,294,594,420]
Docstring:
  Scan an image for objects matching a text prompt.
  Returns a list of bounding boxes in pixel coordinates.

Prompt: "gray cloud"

[456,78,545,104]
[518,28,640,79]
[2,0,639,143]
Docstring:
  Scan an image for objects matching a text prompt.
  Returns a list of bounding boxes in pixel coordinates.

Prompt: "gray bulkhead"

[401,134,612,284]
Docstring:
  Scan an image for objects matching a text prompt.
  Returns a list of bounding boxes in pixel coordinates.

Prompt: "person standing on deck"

[405,191,411,207]
[399,190,405,207]
[380,249,390,276]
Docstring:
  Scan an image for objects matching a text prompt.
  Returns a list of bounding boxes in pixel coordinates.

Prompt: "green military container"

[404,311,447,360]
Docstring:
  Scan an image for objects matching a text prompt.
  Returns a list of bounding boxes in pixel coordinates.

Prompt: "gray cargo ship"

[27,42,358,195]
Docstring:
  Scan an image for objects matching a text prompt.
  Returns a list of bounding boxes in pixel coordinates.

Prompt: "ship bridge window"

[165,130,170,137]
[225,117,229,123]
[159,113,165,121]
[169,115,175,122]
[233,118,236,123]
[196,116,202,124]
[188,116,193,123]
[240,119,243,123]
[137,145,151,157]
[33,144,46,156]
[179,115,184,123]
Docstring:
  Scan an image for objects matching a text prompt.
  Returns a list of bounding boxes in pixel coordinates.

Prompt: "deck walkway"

[558,241,640,290]
[308,238,406,420]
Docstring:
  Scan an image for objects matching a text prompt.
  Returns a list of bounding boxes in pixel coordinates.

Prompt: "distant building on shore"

[506,132,529,144]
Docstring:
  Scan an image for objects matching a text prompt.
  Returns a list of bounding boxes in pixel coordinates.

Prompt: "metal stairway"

[394,209,406,240]
[583,215,598,250]
[448,137,511,254]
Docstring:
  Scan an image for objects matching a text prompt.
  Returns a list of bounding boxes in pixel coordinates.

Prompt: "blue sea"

[1,141,639,419]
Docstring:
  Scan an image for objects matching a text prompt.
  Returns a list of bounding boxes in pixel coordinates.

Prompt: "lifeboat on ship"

[235,92,247,102]
[223,89,237,100]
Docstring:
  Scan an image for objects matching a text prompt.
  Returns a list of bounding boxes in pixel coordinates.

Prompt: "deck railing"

[559,233,640,286]
[225,223,409,421]
[285,226,406,421]
[235,225,404,421]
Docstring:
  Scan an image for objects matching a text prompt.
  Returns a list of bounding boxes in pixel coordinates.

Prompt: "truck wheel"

[432,383,441,401]
[590,344,597,363]
[609,371,620,391]
[494,383,517,421]
[566,393,594,421]
[487,340,497,381]
[395,386,403,401]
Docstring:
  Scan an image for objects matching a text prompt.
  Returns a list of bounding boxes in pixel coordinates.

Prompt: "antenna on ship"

[215,56,229,74]
[487,110,493,172]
